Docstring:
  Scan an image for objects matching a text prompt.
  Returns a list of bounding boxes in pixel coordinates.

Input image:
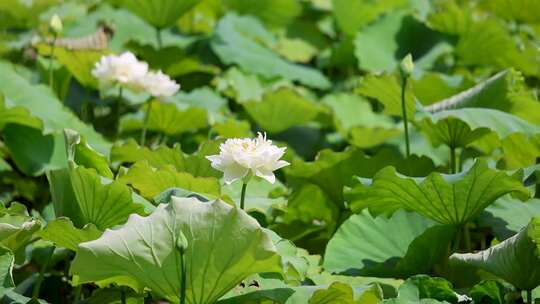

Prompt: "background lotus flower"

[206,133,289,185]
[140,70,180,98]
[91,52,148,89]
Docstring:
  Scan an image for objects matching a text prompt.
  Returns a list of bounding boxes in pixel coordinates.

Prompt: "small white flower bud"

[50,14,63,34]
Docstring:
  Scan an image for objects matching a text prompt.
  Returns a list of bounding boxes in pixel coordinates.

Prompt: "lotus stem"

[240,182,248,210]
[180,247,186,304]
[450,146,457,174]
[140,98,153,146]
[114,87,123,139]
[32,246,55,299]
[156,28,163,50]
[400,75,411,158]
[48,34,58,90]
[527,290,533,304]
[463,224,472,252]
[120,288,126,304]
[72,285,82,303]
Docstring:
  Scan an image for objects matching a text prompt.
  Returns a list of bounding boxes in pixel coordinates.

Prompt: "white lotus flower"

[91,52,148,89]
[206,133,289,184]
[140,70,180,98]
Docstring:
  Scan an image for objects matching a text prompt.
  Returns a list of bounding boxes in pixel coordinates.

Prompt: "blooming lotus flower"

[140,70,180,98]
[91,52,148,89]
[206,133,289,184]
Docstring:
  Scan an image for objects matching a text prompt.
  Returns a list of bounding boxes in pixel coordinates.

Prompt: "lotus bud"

[50,14,63,34]
[400,53,414,77]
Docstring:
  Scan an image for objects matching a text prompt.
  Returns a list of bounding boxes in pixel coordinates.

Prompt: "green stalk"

[527,290,533,304]
[463,224,472,252]
[114,87,123,139]
[72,285,82,304]
[179,247,186,304]
[48,34,58,90]
[32,246,55,299]
[156,28,163,50]
[240,182,248,210]
[140,98,153,146]
[449,146,457,174]
[120,288,126,304]
[400,75,411,158]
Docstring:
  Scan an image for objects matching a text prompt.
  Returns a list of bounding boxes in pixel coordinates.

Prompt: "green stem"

[452,227,462,253]
[463,224,472,252]
[72,285,82,303]
[114,87,123,139]
[48,34,58,90]
[32,246,55,299]
[180,248,186,304]
[400,75,410,158]
[240,182,248,210]
[120,287,126,304]
[140,98,153,146]
[527,289,533,304]
[156,28,163,49]
[449,146,457,174]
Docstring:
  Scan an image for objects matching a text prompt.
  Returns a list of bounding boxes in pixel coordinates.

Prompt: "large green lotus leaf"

[469,280,508,304]
[332,0,406,36]
[455,19,540,76]
[111,139,185,169]
[500,133,540,169]
[121,102,208,137]
[212,119,252,139]
[64,129,113,179]
[349,127,401,148]
[243,88,324,133]
[214,68,268,104]
[481,0,540,23]
[450,218,540,290]
[356,73,416,118]
[415,108,540,148]
[38,217,102,252]
[223,0,301,28]
[324,209,455,278]
[111,139,221,178]
[0,93,42,130]
[480,196,540,240]
[0,61,109,155]
[0,0,59,29]
[0,203,41,258]
[219,283,382,304]
[353,11,439,72]
[118,161,221,199]
[3,124,67,176]
[173,87,227,123]
[351,160,529,225]
[118,0,200,29]
[322,93,395,131]
[211,14,330,89]
[48,165,152,230]
[286,148,366,205]
[322,93,400,147]
[308,282,383,304]
[385,275,456,304]
[71,197,282,303]
[426,0,472,35]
